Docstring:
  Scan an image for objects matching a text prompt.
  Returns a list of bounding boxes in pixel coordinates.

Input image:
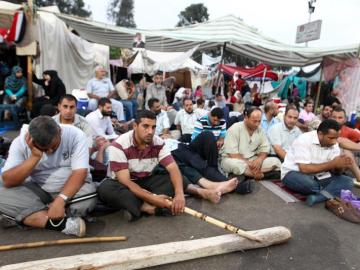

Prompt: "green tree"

[34,0,91,17]
[107,0,136,28]
[177,3,209,27]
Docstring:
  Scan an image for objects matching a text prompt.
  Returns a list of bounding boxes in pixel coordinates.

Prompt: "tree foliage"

[107,0,136,28]
[34,0,91,17]
[177,3,209,27]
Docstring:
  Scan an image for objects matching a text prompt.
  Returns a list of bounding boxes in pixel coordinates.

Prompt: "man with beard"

[308,105,333,130]
[97,110,238,221]
[145,71,169,110]
[281,119,354,206]
[261,100,279,134]
[53,94,93,150]
[174,98,197,143]
[85,98,118,141]
[221,107,281,180]
[267,105,302,161]
[148,98,170,139]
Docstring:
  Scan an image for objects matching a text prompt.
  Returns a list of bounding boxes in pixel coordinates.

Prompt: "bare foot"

[216,177,239,194]
[140,201,156,215]
[253,171,264,181]
[198,189,222,204]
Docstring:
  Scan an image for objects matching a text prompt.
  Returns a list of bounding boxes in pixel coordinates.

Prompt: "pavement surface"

[1,183,360,269]
[1,129,360,269]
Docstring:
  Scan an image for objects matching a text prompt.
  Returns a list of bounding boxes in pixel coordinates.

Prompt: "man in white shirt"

[281,119,354,206]
[194,98,208,119]
[174,98,197,143]
[267,105,302,161]
[0,116,96,236]
[148,97,170,139]
[85,97,118,141]
[53,94,93,150]
[86,65,125,121]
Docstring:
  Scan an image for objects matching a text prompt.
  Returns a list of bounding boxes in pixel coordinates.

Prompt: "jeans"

[282,171,354,203]
[120,99,138,120]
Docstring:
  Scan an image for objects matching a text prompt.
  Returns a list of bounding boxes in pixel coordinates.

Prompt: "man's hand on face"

[25,133,43,159]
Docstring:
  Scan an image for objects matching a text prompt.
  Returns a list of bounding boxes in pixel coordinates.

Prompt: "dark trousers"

[97,174,191,218]
[172,132,227,182]
[179,134,192,143]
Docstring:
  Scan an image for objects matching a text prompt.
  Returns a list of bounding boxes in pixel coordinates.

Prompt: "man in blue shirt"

[261,100,279,133]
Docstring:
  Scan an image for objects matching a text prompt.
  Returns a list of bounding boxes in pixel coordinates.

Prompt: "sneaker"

[61,217,86,237]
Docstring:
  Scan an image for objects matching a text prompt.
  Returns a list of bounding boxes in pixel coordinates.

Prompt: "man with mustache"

[98,110,235,221]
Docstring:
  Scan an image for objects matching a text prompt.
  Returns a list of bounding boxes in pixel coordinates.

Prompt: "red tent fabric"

[218,63,278,81]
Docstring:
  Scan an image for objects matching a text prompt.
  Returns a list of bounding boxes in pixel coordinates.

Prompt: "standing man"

[267,105,302,161]
[281,119,354,206]
[221,107,281,180]
[86,65,125,121]
[174,98,197,143]
[53,94,93,150]
[85,98,118,141]
[97,111,228,221]
[261,100,279,133]
[0,116,96,236]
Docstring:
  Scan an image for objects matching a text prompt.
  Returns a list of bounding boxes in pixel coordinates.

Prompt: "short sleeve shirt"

[221,121,270,159]
[108,130,175,180]
[281,130,341,179]
[86,77,114,97]
[340,125,360,143]
[267,122,302,154]
[2,125,91,193]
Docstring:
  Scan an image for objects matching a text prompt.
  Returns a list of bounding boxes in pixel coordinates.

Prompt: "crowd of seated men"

[0,66,359,237]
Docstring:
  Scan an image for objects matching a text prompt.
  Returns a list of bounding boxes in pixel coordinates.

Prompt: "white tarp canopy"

[57,13,360,67]
[0,1,109,91]
[128,46,203,75]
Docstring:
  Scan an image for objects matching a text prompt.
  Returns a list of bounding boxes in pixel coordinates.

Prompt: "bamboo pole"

[0,236,127,252]
[184,207,261,242]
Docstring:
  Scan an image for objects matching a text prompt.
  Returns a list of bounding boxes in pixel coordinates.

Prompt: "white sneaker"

[61,217,86,237]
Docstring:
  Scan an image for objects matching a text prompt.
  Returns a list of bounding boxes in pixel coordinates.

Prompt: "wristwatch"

[58,193,69,203]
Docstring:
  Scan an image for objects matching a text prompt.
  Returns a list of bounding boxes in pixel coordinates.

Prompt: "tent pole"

[26,0,34,111]
[216,42,227,96]
[314,62,324,112]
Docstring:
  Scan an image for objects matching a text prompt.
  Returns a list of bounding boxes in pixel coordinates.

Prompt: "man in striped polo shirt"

[98,110,230,221]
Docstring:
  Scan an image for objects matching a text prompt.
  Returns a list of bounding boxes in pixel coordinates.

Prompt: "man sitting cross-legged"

[97,110,235,221]
[221,107,281,180]
[281,119,354,206]
[267,104,302,161]
[0,116,97,236]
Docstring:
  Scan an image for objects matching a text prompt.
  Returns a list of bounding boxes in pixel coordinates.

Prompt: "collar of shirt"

[281,121,296,133]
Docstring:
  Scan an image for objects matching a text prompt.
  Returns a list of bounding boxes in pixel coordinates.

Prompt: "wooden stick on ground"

[2,227,291,270]
[0,236,127,252]
[184,207,262,242]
